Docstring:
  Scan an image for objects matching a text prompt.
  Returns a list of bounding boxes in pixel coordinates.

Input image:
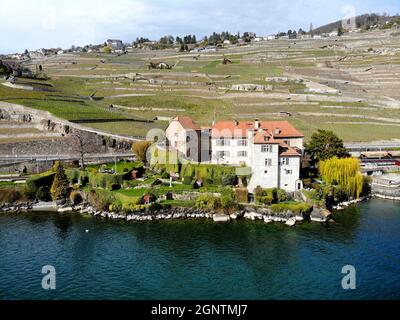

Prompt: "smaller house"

[165,117,211,163]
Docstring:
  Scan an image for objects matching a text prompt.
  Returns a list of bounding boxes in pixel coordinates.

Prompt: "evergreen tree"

[50,161,70,201]
[305,129,350,163]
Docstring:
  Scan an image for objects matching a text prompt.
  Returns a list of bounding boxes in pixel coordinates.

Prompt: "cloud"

[1,0,398,53]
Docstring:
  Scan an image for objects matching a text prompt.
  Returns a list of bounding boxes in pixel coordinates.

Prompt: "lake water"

[0,199,399,300]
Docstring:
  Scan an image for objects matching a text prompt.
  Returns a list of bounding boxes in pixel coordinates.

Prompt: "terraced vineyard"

[2,28,400,142]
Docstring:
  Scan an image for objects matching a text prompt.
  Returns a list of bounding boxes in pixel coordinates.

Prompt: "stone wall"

[371,183,400,197]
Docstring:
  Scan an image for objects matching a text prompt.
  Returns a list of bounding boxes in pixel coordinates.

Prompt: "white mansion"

[165,117,304,192]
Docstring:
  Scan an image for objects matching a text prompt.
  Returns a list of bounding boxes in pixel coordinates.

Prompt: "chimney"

[234,119,239,126]
[254,119,260,129]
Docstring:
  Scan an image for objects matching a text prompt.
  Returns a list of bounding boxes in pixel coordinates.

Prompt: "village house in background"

[107,39,124,49]
[165,117,304,193]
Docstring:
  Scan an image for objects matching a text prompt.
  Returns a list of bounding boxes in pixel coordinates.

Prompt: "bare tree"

[74,133,88,169]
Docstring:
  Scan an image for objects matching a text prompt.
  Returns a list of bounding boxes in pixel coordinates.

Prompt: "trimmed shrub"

[183,176,192,185]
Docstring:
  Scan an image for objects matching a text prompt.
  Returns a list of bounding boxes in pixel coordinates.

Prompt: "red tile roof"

[278,141,301,157]
[173,117,200,130]
[253,130,281,144]
[212,120,304,138]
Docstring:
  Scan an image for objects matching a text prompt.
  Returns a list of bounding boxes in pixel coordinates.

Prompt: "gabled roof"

[278,140,301,157]
[212,120,304,138]
[172,116,201,130]
[253,130,281,144]
[253,130,301,156]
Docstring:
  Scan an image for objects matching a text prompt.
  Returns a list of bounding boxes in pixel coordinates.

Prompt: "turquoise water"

[0,199,399,300]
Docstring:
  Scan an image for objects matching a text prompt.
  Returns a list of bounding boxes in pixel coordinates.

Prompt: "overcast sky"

[1,0,399,53]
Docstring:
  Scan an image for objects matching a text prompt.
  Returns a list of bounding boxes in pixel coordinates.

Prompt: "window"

[216,138,230,146]
[265,158,272,166]
[281,158,290,165]
[264,170,268,174]
[186,136,190,143]
[238,151,247,157]
[285,169,293,175]
[187,149,191,157]
[284,140,290,146]
[217,151,230,158]
[238,139,247,146]
[261,145,273,153]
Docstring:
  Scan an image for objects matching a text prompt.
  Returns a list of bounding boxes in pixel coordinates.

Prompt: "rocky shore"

[0,201,334,226]
[332,196,368,211]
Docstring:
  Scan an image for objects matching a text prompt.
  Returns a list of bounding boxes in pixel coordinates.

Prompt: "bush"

[276,188,288,202]
[26,171,55,199]
[149,202,163,212]
[195,194,221,211]
[36,186,51,201]
[221,189,238,212]
[257,195,273,205]
[161,171,170,179]
[254,187,288,205]
[0,188,25,204]
[70,191,83,205]
[221,173,237,186]
[271,202,312,214]
[87,189,117,211]
[183,176,192,185]
[87,172,127,190]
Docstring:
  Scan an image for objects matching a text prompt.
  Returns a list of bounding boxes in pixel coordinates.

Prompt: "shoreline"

[2,194,395,226]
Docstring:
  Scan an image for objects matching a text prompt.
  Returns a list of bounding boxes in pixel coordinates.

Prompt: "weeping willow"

[319,157,364,199]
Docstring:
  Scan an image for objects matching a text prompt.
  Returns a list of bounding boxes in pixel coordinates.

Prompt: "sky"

[1,0,399,54]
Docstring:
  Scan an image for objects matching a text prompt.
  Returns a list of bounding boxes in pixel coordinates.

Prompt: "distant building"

[107,39,123,49]
[264,35,276,41]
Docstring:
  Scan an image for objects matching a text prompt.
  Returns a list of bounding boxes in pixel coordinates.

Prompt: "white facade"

[211,120,304,193]
[166,117,304,193]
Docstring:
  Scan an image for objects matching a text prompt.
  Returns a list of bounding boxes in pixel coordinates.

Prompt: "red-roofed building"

[165,117,211,163]
[211,119,304,192]
[165,117,304,192]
